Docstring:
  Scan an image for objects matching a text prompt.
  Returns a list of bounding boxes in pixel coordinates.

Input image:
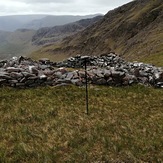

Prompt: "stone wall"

[0,54,163,88]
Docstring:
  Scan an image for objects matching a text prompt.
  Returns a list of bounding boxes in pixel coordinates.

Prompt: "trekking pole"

[81,56,89,115]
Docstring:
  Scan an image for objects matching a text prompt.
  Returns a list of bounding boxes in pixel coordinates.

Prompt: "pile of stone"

[56,53,163,87]
[0,54,163,88]
[56,53,127,68]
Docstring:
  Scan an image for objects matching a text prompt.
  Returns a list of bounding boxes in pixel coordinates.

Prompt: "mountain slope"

[32,16,103,46]
[23,14,102,30]
[0,29,37,59]
[0,14,101,32]
[0,15,103,59]
[37,0,163,65]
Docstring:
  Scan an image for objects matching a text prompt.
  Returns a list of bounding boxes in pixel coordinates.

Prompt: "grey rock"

[103,69,111,78]
[28,76,39,80]
[112,71,125,78]
[156,82,163,88]
[95,78,107,85]
[56,79,71,84]
[0,73,12,80]
[0,79,7,84]
[19,77,26,83]
[65,72,74,80]
[16,83,25,87]
[29,66,39,75]
[10,72,23,79]
[78,71,85,78]
[71,79,83,86]
[6,67,23,73]
[22,72,36,78]
[39,75,47,80]
[25,80,35,85]
[54,71,63,78]
[38,64,50,70]
[9,80,18,84]
[39,58,50,64]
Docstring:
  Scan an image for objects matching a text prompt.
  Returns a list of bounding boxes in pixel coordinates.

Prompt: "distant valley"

[0,14,102,59]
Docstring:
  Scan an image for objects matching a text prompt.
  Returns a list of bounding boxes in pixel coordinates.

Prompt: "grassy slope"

[0,30,37,59]
[30,44,67,62]
[30,45,163,66]
[0,85,163,162]
[140,52,163,67]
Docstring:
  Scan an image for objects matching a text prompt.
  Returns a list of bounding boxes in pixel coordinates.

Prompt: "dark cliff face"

[46,0,163,60]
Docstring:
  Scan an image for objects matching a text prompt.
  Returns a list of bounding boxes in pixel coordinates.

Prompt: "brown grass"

[0,85,163,162]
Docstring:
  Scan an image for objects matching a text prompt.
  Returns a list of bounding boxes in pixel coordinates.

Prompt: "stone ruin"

[0,53,163,88]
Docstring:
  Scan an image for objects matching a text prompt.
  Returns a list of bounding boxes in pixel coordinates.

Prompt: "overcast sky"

[0,0,133,16]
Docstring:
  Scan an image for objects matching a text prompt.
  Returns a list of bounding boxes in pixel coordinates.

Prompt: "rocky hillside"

[32,16,103,46]
[38,0,163,63]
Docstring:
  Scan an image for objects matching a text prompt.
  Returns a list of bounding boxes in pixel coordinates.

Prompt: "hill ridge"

[32,16,103,46]
[38,0,163,64]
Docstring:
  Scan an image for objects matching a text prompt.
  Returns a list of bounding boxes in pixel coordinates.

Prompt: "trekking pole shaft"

[84,59,89,114]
